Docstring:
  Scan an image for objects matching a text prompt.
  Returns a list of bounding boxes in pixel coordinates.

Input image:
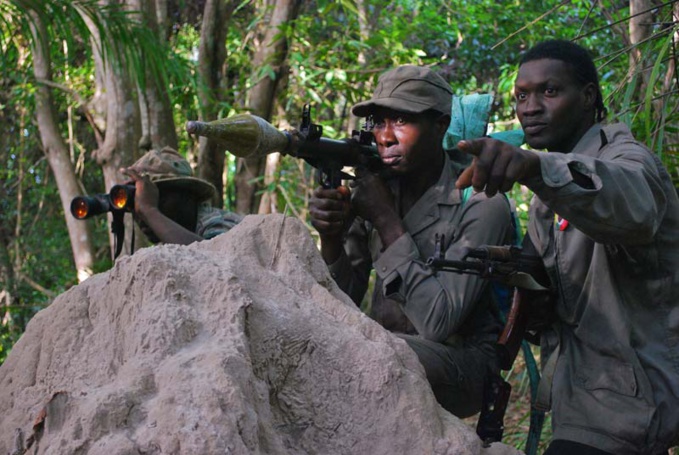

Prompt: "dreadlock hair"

[520,40,608,122]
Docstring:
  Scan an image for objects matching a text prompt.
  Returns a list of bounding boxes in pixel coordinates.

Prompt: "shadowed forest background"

[1,0,678,452]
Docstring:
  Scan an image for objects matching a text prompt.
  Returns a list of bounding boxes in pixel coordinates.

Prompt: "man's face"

[138,189,199,244]
[514,58,595,152]
[370,107,445,176]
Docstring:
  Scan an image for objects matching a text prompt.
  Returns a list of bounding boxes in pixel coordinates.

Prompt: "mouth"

[522,123,548,135]
[381,155,403,167]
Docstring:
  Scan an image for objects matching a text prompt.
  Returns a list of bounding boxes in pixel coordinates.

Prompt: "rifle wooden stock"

[497,289,528,371]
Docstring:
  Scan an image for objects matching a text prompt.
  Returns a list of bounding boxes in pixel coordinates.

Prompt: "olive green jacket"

[525,123,679,454]
[328,153,514,346]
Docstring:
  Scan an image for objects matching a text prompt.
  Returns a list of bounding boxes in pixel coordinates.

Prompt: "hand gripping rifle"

[185,104,384,188]
[427,235,552,452]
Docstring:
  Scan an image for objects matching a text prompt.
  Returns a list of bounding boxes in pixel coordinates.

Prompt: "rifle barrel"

[426,258,484,274]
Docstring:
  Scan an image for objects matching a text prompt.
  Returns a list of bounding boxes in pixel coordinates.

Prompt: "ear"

[435,114,451,136]
[582,82,597,111]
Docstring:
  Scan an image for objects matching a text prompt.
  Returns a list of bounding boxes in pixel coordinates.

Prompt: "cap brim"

[154,177,217,203]
[351,97,433,117]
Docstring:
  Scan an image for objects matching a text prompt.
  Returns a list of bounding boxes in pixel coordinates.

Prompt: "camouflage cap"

[127,147,217,202]
[352,65,453,118]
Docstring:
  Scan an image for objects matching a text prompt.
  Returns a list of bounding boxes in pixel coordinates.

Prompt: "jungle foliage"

[1,1,678,450]
[2,0,678,378]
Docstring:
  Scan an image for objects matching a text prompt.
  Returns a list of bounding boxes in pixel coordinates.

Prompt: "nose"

[374,120,397,149]
[519,94,543,117]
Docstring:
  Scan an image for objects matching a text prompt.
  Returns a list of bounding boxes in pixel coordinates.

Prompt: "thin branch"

[672,6,679,92]
[596,0,630,47]
[33,77,105,147]
[573,0,678,42]
[597,26,675,69]
[610,87,679,117]
[576,0,598,38]
[276,182,304,222]
[26,157,49,238]
[17,272,56,298]
[604,55,676,101]
[492,0,571,50]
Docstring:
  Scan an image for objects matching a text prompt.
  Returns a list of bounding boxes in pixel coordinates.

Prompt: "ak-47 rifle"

[427,235,552,452]
[186,104,384,188]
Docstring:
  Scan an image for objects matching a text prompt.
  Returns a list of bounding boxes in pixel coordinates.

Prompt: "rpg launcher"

[427,235,551,450]
[70,184,135,259]
[186,104,384,188]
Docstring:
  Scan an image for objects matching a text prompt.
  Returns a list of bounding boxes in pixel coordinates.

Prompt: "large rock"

[0,214,520,455]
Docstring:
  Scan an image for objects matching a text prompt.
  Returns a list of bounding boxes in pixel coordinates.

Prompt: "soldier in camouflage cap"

[309,65,514,418]
[351,64,453,117]
[121,147,242,245]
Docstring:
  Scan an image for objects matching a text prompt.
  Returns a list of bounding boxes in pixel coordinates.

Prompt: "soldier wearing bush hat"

[121,147,241,245]
[309,64,514,418]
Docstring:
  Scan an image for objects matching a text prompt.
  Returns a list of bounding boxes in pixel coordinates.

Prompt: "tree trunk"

[347,0,373,134]
[257,152,281,214]
[89,0,143,258]
[663,2,679,184]
[196,0,236,209]
[235,0,302,214]
[0,201,17,321]
[131,0,178,152]
[663,2,679,97]
[629,0,655,97]
[0,73,17,308]
[155,0,170,39]
[257,68,292,215]
[28,11,95,283]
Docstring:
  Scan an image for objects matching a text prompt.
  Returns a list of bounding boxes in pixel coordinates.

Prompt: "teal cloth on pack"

[443,93,524,150]
[448,93,525,246]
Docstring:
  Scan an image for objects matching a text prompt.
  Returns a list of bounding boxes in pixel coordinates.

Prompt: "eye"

[545,86,557,96]
[372,116,385,129]
[395,116,407,125]
[515,92,527,101]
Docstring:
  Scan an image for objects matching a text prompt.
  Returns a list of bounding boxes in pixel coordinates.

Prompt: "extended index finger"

[456,139,484,157]
[457,139,492,193]
[455,140,484,189]
[455,160,475,189]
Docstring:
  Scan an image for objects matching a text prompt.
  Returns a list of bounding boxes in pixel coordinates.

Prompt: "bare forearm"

[139,207,203,245]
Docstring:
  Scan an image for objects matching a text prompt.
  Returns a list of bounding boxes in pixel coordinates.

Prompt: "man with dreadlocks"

[456,40,679,454]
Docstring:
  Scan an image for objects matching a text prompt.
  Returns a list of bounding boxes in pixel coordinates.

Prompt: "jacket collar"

[570,123,635,158]
[569,123,603,157]
[397,152,463,236]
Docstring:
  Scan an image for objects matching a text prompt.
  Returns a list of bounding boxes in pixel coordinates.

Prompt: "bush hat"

[352,65,453,118]
[127,147,217,202]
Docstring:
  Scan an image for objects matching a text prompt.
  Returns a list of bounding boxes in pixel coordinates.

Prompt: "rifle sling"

[534,327,560,412]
